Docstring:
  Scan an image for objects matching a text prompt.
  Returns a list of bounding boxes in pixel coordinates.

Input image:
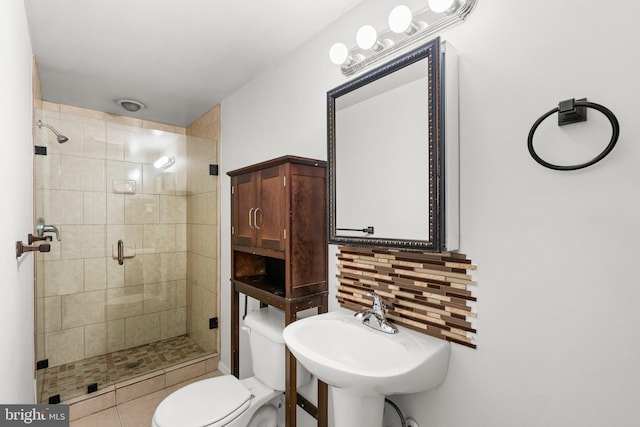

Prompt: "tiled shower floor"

[38,335,208,403]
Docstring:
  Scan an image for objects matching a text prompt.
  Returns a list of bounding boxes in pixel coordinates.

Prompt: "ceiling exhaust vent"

[117,99,145,112]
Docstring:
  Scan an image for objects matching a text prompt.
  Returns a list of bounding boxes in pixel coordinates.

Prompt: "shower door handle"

[117,239,124,265]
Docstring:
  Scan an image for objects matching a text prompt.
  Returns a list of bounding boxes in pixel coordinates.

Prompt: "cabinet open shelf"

[232,244,286,260]
[234,275,285,297]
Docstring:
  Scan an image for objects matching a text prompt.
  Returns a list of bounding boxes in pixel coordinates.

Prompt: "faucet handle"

[367,291,385,314]
[36,218,60,241]
[354,308,372,319]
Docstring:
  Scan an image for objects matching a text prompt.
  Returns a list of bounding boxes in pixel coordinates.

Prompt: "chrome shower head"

[36,120,69,144]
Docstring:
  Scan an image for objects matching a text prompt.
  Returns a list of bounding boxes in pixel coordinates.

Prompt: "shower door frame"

[33,103,220,403]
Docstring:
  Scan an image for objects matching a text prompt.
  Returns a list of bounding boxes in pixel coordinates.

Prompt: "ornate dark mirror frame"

[327,37,444,250]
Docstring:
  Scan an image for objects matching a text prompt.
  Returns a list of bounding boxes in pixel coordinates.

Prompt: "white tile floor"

[70,371,222,427]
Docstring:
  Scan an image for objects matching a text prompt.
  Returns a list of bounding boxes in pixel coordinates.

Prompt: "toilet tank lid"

[244,307,286,344]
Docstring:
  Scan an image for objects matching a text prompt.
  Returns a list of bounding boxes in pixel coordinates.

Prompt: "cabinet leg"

[318,380,328,427]
[231,286,239,378]
[319,294,329,314]
[285,347,297,427]
[318,297,329,426]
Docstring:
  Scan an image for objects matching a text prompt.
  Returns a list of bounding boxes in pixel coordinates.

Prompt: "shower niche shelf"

[228,155,328,427]
[112,179,136,194]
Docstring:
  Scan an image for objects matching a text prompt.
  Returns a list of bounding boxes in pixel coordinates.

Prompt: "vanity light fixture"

[330,0,477,76]
[153,155,175,169]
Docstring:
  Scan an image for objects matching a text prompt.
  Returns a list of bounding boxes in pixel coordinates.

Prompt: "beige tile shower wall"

[336,246,478,348]
[185,106,220,354]
[35,102,188,367]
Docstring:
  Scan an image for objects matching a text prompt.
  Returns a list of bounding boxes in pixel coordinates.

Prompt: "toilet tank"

[244,307,311,391]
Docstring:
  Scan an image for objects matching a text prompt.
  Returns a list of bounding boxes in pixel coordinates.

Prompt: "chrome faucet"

[36,218,60,241]
[354,291,398,334]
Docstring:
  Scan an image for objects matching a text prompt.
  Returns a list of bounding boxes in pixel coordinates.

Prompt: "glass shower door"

[33,105,215,403]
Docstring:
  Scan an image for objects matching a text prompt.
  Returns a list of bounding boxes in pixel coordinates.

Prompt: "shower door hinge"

[209,317,219,329]
[36,359,49,370]
[34,145,47,156]
[209,164,219,176]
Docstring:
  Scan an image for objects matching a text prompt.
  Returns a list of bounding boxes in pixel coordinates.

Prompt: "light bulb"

[356,25,379,50]
[153,155,175,169]
[154,156,169,169]
[329,43,350,65]
[388,5,413,33]
[428,0,456,13]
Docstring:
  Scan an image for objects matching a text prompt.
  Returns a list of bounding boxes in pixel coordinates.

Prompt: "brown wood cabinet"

[231,162,286,252]
[228,155,328,427]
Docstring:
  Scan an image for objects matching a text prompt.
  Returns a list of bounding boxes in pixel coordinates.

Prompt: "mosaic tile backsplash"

[336,246,477,348]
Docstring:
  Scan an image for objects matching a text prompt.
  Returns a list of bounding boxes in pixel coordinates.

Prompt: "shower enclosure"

[33,103,219,403]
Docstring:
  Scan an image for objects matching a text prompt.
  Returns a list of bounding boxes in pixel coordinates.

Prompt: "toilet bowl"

[152,307,310,427]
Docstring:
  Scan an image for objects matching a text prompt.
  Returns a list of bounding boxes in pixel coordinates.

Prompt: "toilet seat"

[153,375,251,427]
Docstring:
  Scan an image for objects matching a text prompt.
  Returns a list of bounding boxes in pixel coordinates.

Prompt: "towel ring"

[527,98,620,171]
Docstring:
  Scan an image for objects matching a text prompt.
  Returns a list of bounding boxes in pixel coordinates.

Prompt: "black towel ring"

[527,98,620,171]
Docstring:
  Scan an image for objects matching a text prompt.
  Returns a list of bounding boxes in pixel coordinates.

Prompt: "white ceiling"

[24,0,361,127]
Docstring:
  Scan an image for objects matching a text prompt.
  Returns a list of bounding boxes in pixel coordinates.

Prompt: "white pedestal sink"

[283,310,450,427]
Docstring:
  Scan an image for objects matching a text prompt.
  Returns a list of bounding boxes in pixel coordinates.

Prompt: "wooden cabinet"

[228,155,328,427]
[231,163,286,252]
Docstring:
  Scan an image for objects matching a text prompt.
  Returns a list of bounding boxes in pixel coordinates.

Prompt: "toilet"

[152,307,310,427]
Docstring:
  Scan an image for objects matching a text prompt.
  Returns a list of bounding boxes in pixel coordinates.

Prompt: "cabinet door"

[256,165,286,252]
[232,173,257,247]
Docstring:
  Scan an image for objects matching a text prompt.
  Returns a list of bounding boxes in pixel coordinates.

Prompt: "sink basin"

[283,310,450,426]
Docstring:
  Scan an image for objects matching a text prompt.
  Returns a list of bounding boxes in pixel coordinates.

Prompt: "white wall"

[220,0,640,425]
[0,0,36,403]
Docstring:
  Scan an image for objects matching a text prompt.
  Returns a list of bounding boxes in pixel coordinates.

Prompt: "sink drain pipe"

[384,398,407,427]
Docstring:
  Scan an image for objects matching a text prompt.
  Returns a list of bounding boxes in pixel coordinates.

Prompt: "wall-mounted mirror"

[327,37,459,251]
